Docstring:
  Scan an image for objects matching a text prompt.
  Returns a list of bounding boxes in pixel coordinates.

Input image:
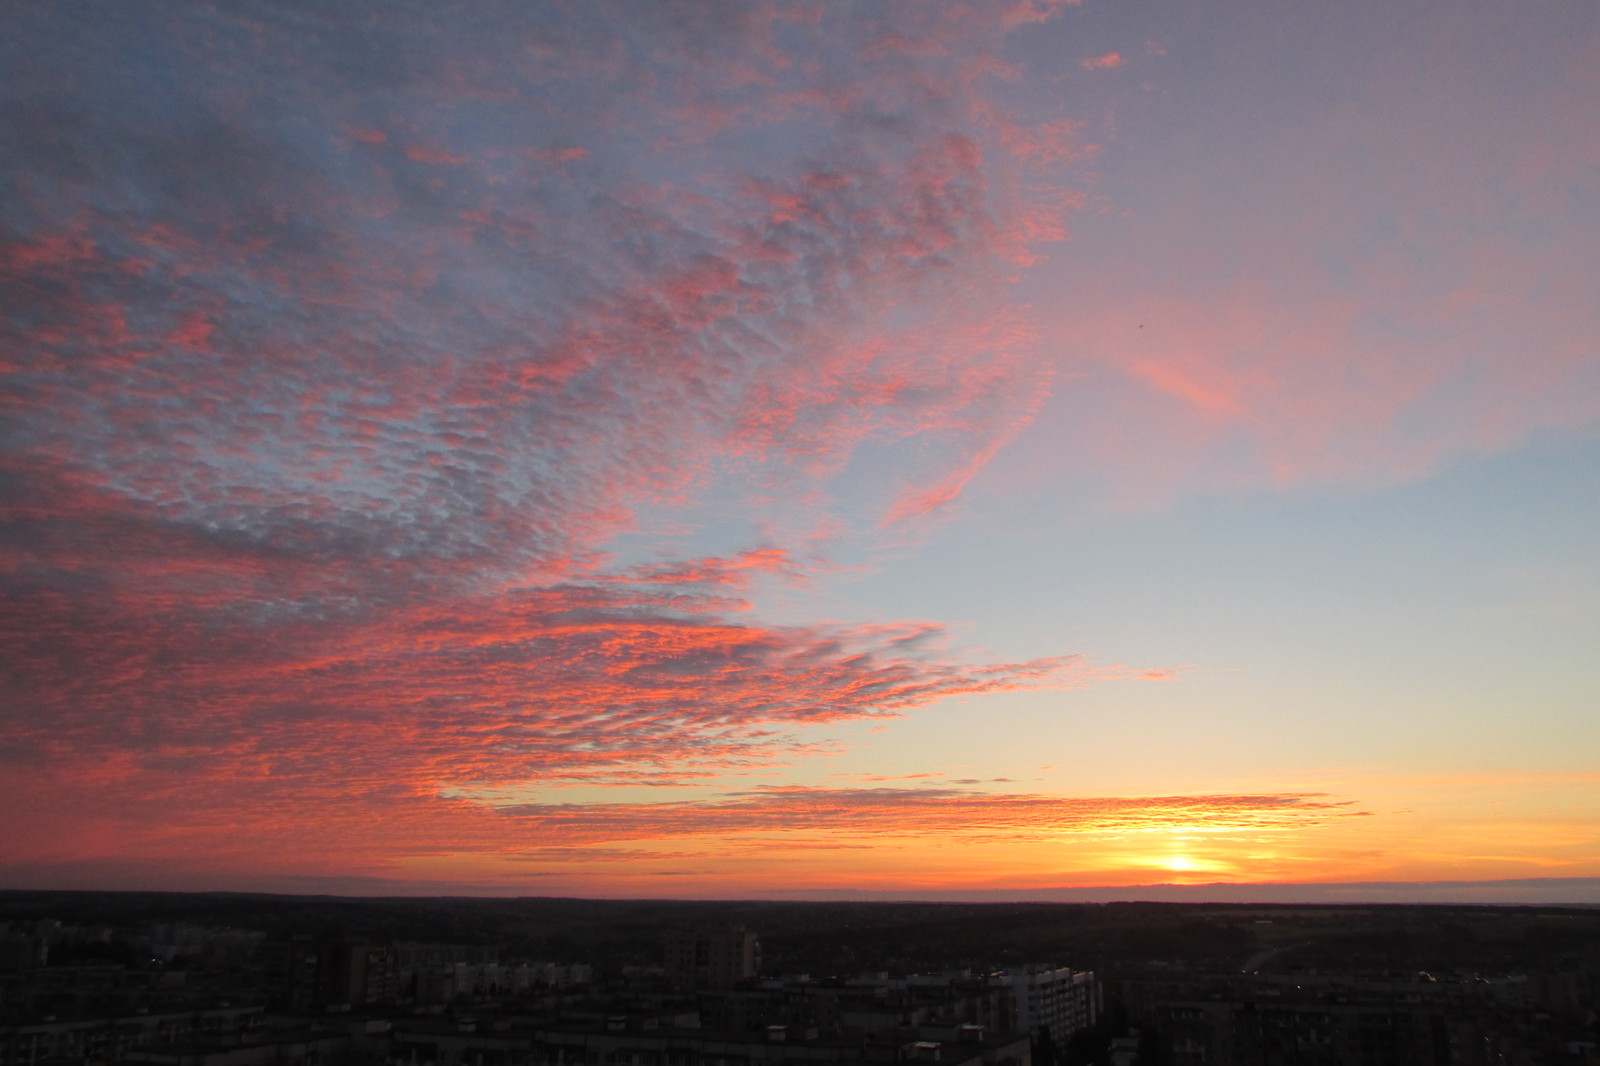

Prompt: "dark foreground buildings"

[1120,968,1599,1065]
[4,909,1598,1066]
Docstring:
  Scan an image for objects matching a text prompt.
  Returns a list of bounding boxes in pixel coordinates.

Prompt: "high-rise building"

[993,966,1098,1044]
[664,924,759,991]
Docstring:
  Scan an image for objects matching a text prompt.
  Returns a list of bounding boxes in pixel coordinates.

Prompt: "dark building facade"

[664,928,759,993]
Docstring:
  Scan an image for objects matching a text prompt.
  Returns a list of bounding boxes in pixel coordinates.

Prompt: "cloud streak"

[493,786,1358,846]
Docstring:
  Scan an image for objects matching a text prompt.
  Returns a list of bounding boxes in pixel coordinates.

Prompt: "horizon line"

[3,876,1598,907]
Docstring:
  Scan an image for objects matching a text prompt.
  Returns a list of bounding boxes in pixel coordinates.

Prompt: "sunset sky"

[4,0,1598,901]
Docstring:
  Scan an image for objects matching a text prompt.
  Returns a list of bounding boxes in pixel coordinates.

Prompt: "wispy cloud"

[1026,6,1600,504]
[487,786,1359,847]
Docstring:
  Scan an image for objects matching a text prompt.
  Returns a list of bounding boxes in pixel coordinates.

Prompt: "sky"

[2,0,1598,903]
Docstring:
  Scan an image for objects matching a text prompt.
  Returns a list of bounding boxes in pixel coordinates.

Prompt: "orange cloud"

[0,769,1358,891]
[491,787,1358,845]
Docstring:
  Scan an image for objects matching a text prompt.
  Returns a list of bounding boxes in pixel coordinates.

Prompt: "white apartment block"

[992,966,1098,1043]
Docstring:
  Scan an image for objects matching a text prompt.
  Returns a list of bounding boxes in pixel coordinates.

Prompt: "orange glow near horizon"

[12,764,1595,896]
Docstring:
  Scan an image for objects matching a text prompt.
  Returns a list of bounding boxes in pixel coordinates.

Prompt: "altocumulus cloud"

[0,1,1166,875]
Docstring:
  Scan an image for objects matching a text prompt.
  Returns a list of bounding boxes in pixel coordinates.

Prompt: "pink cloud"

[0,1,1109,883]
[1017,227,1600,507]
[403,144,469,166]
[1002,0,1083,30]
[627,547,806,589]
[1129,358,1247,420]
[1081,52,1125,72]
[999,7,1600,505]
[2,452,1150,868]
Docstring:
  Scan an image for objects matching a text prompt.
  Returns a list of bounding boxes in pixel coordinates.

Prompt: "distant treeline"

[4,891,1599,975]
